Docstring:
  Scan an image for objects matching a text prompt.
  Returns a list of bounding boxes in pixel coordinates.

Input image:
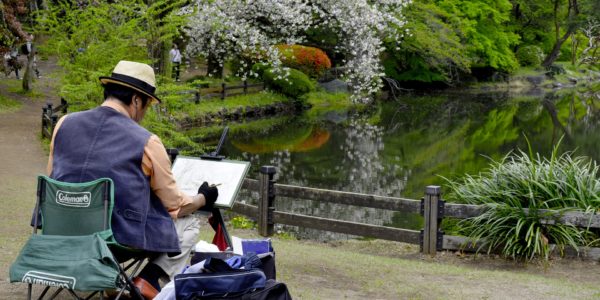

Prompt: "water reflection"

[195,86,600,239]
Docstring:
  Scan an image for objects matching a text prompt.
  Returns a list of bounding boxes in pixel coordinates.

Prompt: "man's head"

[99,60,161,122]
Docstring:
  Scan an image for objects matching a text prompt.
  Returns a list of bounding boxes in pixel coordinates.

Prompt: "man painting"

[47,60,218,299]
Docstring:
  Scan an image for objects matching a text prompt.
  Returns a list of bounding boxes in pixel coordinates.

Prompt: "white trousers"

[152,214,201,281]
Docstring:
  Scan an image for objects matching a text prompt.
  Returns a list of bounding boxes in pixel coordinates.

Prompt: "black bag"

[175,278,292,300]
[175,269,266,300]
[236,279,292,300]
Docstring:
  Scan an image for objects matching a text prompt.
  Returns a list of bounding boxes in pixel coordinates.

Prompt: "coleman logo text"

[22,271,76,289]
[56,190,91,207]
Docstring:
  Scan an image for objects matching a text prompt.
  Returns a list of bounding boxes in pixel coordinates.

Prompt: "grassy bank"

[0,94,22,114]
[470,63,600,92]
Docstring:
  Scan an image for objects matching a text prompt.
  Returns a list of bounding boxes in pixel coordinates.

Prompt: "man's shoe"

[133,277,159,300]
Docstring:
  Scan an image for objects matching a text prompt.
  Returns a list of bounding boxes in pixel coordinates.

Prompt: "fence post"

[422,185,442,256]
[243,80,248,94]
[221,82,226,100]
[60,97,68,113]
[258,165,277,237]
[41,106,47,136]
[50,115,58,135]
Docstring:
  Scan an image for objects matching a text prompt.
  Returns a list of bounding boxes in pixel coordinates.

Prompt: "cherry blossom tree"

[183,0,410,102]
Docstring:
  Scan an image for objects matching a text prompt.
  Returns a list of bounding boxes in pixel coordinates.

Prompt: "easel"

[167,127,233,250]
[199,127,232,249]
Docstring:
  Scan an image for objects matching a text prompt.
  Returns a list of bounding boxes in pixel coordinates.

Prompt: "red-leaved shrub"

[276,44,331,78]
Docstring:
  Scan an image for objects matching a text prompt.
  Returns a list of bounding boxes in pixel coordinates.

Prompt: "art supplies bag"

[174,269,266,300]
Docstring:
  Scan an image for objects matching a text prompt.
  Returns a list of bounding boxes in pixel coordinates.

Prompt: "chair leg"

[36,286,50,300]
[84,291,99,300]
[129,259,145,279]
[27,283,32,300]
[120,267,144,300]
[65,289,84,300]
[47,288,63,300]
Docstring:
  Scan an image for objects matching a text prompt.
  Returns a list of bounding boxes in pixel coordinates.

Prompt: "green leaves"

[444,141,600,260]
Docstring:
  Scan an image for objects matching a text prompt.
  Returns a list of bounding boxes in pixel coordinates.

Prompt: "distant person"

[169,44,182,82]
[2,52,11,77]
[25,34,34,55]
[8,47,20,79]
[33,51,40,78]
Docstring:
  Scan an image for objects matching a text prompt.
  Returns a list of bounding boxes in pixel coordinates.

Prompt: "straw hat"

[99,61,161,104]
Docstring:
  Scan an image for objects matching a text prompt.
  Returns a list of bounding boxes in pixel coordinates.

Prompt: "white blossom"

[183,0,410,103]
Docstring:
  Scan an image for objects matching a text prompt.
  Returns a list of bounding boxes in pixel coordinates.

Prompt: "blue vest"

[51,106,180,253]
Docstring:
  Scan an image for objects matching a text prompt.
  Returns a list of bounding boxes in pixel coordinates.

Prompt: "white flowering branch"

[183,0,410,102]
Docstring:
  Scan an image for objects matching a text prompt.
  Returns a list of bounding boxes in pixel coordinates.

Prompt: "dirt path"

[0,57,63,298]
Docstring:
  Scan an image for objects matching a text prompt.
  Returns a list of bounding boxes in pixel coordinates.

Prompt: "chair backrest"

[34,175,114,236]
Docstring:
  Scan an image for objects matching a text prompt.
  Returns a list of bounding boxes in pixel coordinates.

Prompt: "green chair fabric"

[9,175,123,293]
[9,234,120,291]
[37,175,115,244]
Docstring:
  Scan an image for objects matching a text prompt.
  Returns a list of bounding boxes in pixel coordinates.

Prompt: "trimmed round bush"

[251,63,270,77]
[263,67,315,98]
[516,45,544,67]
[276,44,332,78]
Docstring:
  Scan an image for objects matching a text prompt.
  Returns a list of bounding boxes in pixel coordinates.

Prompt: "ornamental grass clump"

[443,145,600,260]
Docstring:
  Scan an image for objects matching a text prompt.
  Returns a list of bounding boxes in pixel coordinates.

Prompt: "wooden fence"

[233,165,600,260]
[178,80,265,104]
[41,98,68,139]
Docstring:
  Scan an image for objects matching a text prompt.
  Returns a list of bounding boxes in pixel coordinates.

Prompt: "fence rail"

[41,98,68,139]
[176,80,265,103]
[234,165,600,260]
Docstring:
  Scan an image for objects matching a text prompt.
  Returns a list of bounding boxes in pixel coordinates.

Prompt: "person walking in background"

[169,44,182,82]
[9,46,20,79]
[33,51,40,78]
[25,35,40,78]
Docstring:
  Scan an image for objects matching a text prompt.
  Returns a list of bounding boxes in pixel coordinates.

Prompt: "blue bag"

[174,269,266,300]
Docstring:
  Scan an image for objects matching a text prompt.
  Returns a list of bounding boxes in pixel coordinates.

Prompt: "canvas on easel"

[172,156,250,209]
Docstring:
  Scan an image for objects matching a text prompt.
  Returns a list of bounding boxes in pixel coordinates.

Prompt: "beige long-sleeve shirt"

[47,101,194,219]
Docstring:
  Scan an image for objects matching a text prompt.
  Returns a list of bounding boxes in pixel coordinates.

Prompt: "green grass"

[0,94,22,113]
[3,80,46,99]
[187,91,289,117]
[512,66,545,77]
[197,228,600,299]
[301,91,362,120]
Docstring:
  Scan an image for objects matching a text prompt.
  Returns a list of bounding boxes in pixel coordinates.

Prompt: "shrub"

[263,67,315,98]
[251,63,270,77]
[443,142,600,260]
[275,44,332,78]
[516,45,544,67]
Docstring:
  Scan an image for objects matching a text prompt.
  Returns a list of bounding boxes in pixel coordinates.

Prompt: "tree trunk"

[542,29,574,67]
[22,52,34,91]
[542,0,580,67]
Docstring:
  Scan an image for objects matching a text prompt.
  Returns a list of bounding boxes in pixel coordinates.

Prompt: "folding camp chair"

[10,175,146,300]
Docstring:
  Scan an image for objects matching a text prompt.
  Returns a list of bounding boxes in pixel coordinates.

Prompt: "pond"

[188,85,600,239]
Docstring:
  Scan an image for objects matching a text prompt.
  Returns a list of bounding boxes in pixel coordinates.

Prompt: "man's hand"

[198,181,219,211]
